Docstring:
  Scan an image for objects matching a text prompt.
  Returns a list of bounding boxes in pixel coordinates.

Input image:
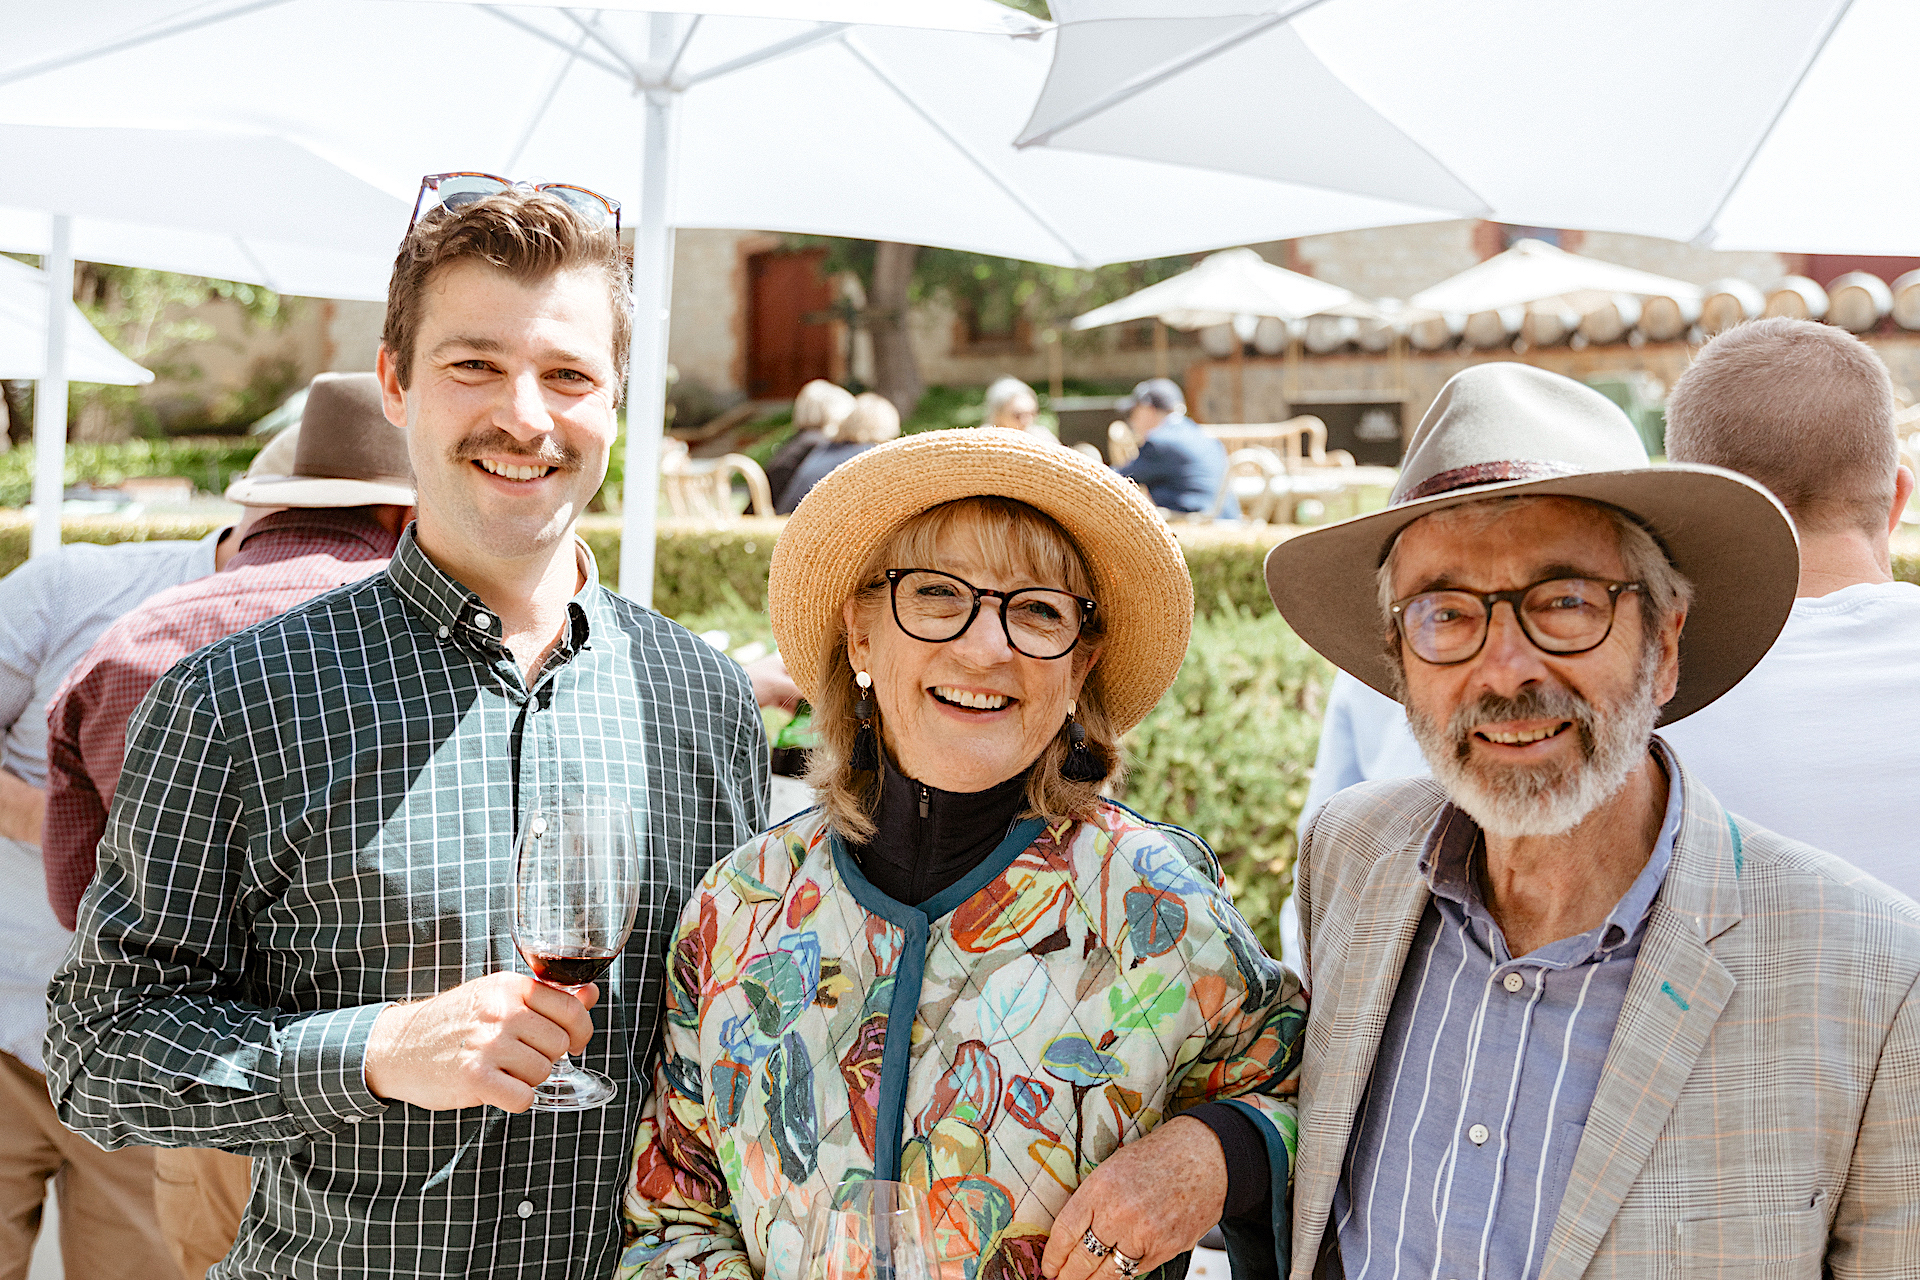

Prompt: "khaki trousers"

[152,1148,252,1280]
[0,1049,182,1280]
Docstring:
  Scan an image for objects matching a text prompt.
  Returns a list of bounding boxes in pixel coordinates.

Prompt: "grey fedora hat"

[225,372,414,508]
[1264,362,1799,724]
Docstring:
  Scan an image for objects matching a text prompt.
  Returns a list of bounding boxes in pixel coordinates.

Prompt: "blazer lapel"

[1292,837,1433,1280]
[1535,757,1744,1280]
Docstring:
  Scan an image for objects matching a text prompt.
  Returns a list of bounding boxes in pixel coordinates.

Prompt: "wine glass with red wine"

[511,793,641,1112]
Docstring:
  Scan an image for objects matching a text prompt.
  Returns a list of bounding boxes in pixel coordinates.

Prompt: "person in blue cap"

[1113,378,1235,517]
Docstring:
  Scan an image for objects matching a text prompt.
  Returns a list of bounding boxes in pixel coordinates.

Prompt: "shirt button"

[531,816,547,836]
[1502,973,1524,993]
[1468,1123,1490,1146]
[436,625,450,640]
[516,1200,534,1219]
[474,612,493,630]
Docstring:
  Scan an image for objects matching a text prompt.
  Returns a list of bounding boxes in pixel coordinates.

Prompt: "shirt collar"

[229,506,400,565]
[386,525,603,661]
[1419,738,1684,964]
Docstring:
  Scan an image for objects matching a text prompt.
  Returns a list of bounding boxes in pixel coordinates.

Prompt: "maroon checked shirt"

[43,507,399,928]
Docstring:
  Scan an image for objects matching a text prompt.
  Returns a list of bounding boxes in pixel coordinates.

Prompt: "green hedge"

[11,513,1918,959]
[0,439,264,507]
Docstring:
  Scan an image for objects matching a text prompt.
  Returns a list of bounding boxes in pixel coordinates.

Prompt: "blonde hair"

[805,496,1116,841]
[793,380,856,435]
[836,393,902,446]
[1665,317,1897,536]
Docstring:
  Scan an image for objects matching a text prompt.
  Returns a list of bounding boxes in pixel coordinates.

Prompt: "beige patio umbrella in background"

[1406,238,1703,350]
[1071,247,1364,418]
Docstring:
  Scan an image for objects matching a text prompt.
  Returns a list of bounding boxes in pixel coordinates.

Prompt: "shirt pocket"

[1676,1192,1827,1279]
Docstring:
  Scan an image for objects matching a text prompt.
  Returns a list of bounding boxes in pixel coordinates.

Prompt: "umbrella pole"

[30,215,72,560]
[1152,319,1167,379]
[618,73,681,606]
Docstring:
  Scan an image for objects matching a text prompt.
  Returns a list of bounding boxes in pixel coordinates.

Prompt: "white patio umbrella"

[1407,239,1702,315]
[0,122,412,556]
[0,255,154,386]
[1069,247,1358,331]
[0,1,1463,601]
[1072,247,1361,421]
[1024,0,1920,255]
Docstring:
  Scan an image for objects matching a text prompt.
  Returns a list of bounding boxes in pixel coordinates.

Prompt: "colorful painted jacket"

[619,802,1306,1280]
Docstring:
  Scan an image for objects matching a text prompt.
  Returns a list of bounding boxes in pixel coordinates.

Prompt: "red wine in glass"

[521,948,618,990]
[511,795,641,1112]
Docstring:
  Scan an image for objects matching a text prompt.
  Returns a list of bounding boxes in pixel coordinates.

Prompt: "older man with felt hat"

[42,370,413,1280]
[1272,362,1920,1280]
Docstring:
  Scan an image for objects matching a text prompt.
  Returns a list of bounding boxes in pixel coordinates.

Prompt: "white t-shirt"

[1660,580,1920,903]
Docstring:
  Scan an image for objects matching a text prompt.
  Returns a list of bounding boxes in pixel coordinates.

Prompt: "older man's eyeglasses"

[409,172,622,236]
[1391,577,1645,666]
[887,569,1096,660]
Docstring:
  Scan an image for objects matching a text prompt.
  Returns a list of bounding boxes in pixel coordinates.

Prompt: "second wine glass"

[802,1180,939,1280]
[511,792,641,1113]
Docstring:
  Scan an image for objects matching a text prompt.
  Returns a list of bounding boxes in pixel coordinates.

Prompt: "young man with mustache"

[1267,364,1920,1279]
[45,183,768,1279]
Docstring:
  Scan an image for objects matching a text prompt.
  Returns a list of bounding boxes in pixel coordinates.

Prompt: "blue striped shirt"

[1333,741,1683,1280]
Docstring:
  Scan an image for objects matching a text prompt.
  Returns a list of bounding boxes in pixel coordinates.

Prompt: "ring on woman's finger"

[1109,1246,1142,1278]
[1081,1230,1113,1260]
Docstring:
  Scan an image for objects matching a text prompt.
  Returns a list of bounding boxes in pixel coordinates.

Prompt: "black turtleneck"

[846,753,1272,1224]
[848,753,1030,907]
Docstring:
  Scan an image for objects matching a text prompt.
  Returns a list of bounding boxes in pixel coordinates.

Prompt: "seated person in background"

[1659,316,1920,898]
[776,390,900,514]
[1114,378,1235,517]
[764,378,855,508]
[982,374,1052,437]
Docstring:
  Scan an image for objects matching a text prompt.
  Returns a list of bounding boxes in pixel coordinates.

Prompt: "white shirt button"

[1467,1123,1490,1146]
[436,625,450,640]
[516,1200,534,1219]
[1502,973,1524,993]
[473,612,493,630]
[531,816,547,836]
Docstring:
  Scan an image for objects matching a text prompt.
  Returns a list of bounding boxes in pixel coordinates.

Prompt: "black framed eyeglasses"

[408,172,622,235]
[1390,576,1645,666]
[885,569,1097,661]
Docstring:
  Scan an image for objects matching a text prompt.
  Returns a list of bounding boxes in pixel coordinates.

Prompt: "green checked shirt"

[45,529,769,1280]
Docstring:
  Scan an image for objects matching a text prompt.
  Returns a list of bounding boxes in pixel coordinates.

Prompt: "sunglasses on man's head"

[408,172,622,236]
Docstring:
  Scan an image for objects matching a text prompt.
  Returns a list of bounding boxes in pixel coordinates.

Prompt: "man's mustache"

[1447,684,1598,763]
[449,429,581,470]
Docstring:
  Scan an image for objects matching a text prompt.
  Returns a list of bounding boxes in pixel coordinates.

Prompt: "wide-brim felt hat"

[225,372,415,508]
[770,428,1193,734]
[1264,362,1799,724]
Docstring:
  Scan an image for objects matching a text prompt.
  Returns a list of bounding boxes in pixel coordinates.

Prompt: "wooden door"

[747,248,836,399]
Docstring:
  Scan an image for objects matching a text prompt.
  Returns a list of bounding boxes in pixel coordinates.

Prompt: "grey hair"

[983,376,1039,422]
[1375,495,1694,685]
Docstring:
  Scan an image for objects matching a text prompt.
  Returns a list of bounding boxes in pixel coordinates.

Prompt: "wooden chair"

[660,438,775,521]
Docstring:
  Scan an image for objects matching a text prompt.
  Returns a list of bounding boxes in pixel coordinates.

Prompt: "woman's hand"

[1041,1116,1228,1280]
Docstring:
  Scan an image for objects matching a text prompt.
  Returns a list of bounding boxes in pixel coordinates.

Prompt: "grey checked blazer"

[1291,747,1920,1280]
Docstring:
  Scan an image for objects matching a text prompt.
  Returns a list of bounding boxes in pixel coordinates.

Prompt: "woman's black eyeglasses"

[1391,576,1644,666]
[885,569,1096,660]
[408,172,622,236]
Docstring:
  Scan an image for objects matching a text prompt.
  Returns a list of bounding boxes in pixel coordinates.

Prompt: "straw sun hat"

[1264,363,1799,724]
[769,429,1193,734]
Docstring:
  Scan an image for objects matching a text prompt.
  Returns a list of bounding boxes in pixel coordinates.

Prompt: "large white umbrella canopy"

[1024,0,1920,255]
[0,122,411,558]
[0,0,1464,600]
[1070,247,1358,331]
[0,255,153,385]
[1407,239,1702,316]
[0,124,410,301]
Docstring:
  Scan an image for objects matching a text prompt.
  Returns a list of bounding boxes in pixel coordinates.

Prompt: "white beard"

[1405,650,1661,838]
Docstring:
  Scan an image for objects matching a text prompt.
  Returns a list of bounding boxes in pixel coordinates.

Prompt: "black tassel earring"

[849,670,880,772]
[1060,700,1109,784]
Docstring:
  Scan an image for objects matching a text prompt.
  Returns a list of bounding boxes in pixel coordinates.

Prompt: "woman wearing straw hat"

[620,430,1304,1280]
